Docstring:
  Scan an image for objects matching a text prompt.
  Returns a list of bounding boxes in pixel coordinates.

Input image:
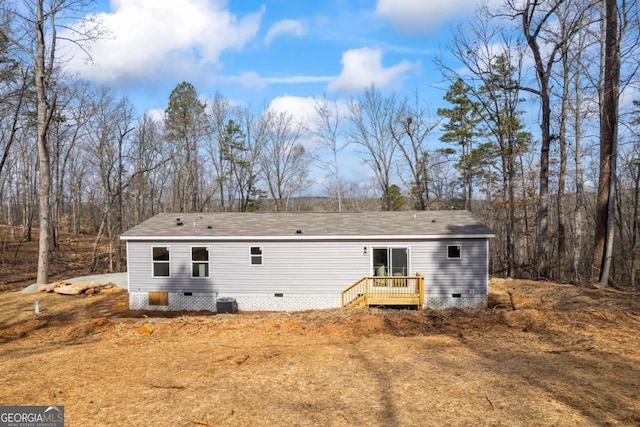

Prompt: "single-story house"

[120,211,494,312]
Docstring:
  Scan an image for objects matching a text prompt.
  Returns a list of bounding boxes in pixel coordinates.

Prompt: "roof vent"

[296,229,303,234]
[176,218,183,226]
[207,225,212,229]
[431,219,436,223]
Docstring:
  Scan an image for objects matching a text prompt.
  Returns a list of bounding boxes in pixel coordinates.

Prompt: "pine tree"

[164,82,207,212]
[437,78,482,211]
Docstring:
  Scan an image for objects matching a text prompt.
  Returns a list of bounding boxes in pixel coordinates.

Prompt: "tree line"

[0,0,639,289]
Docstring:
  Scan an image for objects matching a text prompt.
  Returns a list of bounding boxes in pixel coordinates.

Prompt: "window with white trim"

[152,246,170,277]
[191,246,209,278]
[250,246,263,265]
[447,244,461,259]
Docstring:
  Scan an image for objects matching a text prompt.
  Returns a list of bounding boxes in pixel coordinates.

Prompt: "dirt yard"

[0,278,638,426]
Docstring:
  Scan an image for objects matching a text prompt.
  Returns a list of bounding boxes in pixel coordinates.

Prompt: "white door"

[372,247,409,288]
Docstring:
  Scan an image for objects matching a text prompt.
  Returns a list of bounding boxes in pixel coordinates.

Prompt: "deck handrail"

[341,276,370,307]
[342,273,424,308]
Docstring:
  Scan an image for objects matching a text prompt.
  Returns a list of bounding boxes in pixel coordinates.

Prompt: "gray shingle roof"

[120,211,494,240]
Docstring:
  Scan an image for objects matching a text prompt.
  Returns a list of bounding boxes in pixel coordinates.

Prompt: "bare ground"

[0,278,639,427]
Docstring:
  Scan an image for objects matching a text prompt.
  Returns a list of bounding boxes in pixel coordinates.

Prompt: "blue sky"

[63,0,495,115]
[61,0,501,189]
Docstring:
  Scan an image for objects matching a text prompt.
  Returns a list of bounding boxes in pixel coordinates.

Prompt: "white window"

[447,245,461,259]
[250,246,263,265]
[152,246,170,277]
[191,246,209,278]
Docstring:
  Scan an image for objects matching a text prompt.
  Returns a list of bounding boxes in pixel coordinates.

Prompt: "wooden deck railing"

[342,273,424,309]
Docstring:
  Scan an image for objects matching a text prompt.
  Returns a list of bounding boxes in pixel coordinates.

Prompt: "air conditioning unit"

[216,297,238,314]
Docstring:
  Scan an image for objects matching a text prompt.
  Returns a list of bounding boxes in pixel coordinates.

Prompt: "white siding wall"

[127,240,371,294]
[126,238,489,310]
[412,239,489,297]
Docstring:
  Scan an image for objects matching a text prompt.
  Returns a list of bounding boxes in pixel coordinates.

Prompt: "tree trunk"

[632,164,640,287]
[507,151,516,278]
[594,0,620,287]
[557,48,570,282]
[518,152,531,276]
[90,211,108,272]
[573,68,585,284]
[534,77,551,280]
[116,132,124,272]
[35,0,51,285]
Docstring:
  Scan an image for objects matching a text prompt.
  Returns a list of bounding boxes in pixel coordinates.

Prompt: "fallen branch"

[546,346,594,354]
[150,383,185,389]
[623,311,640,323]
[587,310,609,321]
[212,356,233,363]
[485,395,494,410]
[235,355,250,365]
[600,286,637,296]
[507,291,516,311]
[399,315,427,325]
[188,418,219,426]
[491,303,510,315]
[424,311,450,321]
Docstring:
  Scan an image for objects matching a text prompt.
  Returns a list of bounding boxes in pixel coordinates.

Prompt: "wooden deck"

[342,275,424,309]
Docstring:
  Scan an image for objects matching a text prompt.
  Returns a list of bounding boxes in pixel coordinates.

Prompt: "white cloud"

[264,75,333,84]
[221,72,333,89]
[267,95,350,134]
[328,48,417,93]
[60,0,263,82]
[223,71,269,89]
[375,0,497,33]
[264,19,307,45]
[268,95,318,126]
[145,108,165,122]
[620,85,640,110]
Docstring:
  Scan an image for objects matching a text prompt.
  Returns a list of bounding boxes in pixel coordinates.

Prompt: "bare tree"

[0,0,101,284]
[48,79,96,254]
[502,0,595,279]
[14,118,39,241]
[130,112,167,224]
[422,150,459,209]
[550,0,595,282]
[84,89,133,271]
[0,68,28,179]
[348,85,398,211]
[205,92,232,211]
[312,94,347,211]
[232,107,265,212]
[570,72,586,283]
[259,110,310,211]
[391,88,440,211]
